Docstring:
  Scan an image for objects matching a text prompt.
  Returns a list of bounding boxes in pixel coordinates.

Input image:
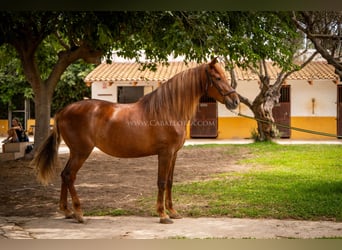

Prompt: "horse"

[31,57,240,224]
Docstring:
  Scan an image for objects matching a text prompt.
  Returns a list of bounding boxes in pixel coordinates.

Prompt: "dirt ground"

[0,146,248,218]
[1,145,342,239]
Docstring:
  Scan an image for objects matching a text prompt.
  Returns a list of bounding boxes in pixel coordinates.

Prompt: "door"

[190,95,218,138]
[272,85,291,138]
[9,94,30,131]
[337,85,342,138]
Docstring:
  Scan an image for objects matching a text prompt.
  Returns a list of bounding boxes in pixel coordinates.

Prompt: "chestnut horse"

[31,58,239,224]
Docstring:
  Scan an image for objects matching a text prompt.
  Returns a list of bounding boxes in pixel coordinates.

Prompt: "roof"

[84,61,339,85]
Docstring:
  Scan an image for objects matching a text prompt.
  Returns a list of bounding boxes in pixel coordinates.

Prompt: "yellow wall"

[216,116,337,140]
[291,117,336,139]
[27,119,55,135]
[0,119,55,136]
[0,120,8,136]
[217,117,257,139]
[187,116,337,140]
[186,117,257,139]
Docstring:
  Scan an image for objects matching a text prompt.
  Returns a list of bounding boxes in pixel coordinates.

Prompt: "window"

[117,86,144,103]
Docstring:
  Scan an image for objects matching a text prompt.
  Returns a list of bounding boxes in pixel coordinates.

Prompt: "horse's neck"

[139,75,204,122]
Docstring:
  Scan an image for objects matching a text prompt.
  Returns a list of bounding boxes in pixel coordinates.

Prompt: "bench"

[0,142,30,161]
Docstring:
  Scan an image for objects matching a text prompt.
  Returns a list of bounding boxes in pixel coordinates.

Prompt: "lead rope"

[229,109,342,139]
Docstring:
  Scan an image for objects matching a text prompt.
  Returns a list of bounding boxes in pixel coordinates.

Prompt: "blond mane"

[140,64,208,122]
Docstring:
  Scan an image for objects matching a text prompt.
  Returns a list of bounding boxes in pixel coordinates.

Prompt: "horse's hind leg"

[60,152,91,223]
[60,159,74,219]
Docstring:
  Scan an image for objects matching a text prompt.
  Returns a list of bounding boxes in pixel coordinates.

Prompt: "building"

[83,61,341,140]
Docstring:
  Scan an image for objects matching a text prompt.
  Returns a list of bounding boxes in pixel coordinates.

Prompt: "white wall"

[92,79,337,118]
[218,79,337,118]
[219,80,259,117]
[91,81,118,102]
[291,80,336,117]
[91,81,157,103]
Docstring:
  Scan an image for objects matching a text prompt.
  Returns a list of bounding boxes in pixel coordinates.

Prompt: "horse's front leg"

[165,152,182,220]
[157,152,174,224]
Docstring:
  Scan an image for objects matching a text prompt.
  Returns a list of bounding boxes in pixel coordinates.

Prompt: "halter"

[205,66,236,97]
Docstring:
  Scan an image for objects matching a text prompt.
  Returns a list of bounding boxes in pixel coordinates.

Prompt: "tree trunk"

[251,104,277,141]
[8,22,102,156]
[250,87,280,141]
[33,83,53,150]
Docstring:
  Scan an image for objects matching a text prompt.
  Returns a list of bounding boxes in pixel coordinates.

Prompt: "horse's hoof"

[73,213,85,223]
[160,217,174,224]
[61,209,74,219]
[65,214,74,219]
[170,213,182,219]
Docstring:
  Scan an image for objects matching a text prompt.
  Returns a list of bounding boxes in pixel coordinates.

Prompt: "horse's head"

[205,58,240,110]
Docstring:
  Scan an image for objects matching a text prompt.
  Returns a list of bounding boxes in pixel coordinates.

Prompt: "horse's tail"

[31,116,61,186]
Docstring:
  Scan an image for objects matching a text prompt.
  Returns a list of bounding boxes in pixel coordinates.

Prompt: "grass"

[86,143,342,221]
[85,208,131,217]
[172,142,342,221]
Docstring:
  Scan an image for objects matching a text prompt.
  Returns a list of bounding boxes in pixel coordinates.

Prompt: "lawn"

[172,143,342,221]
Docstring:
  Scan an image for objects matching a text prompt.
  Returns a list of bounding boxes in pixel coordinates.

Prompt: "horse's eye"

[216,77,221,81]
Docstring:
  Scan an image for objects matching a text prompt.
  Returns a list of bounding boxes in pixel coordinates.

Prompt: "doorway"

[337,84,342,138]
[8,94,31,131]
[190,95,218,138]
[272,85,291,138]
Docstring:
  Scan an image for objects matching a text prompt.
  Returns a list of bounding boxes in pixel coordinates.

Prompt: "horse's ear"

[209,57,218,68]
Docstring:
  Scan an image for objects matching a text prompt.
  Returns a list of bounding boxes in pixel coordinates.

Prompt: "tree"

[214,12,309,141]
[292,11,342,81]
[229,55,317,141]
[0,12,101,148]
[0,11,208,149]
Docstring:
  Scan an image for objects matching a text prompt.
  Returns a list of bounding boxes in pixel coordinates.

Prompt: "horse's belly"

[95,115,186,158]
[96,131,185,158]
[98,143,158,158]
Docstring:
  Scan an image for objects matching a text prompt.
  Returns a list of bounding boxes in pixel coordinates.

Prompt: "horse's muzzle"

[225,97,240,110]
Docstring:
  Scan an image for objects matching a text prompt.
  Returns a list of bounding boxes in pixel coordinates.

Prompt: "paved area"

[1,215,342,239]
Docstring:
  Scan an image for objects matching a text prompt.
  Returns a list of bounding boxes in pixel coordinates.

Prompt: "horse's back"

[58,99,116,127]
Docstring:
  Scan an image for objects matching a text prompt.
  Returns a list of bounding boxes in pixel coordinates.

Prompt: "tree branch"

[229,67,238,89]
[47,44,102,92]
[292,11,342,79]
[54,31,70,50]
[222,57,252,108]
[238,93,253,109]
[309,34,342,39]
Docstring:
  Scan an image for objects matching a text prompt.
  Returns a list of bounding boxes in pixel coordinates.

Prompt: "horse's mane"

[140,64,207,122]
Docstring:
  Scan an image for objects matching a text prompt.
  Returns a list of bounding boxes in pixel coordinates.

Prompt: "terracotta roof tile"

[84,61,338,84]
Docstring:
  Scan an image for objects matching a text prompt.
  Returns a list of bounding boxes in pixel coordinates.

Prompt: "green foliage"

[36,35,63,80]
[0,11,301,86]
[0,45,32,108]
[218,12,300,70]
[51,60,95,115]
